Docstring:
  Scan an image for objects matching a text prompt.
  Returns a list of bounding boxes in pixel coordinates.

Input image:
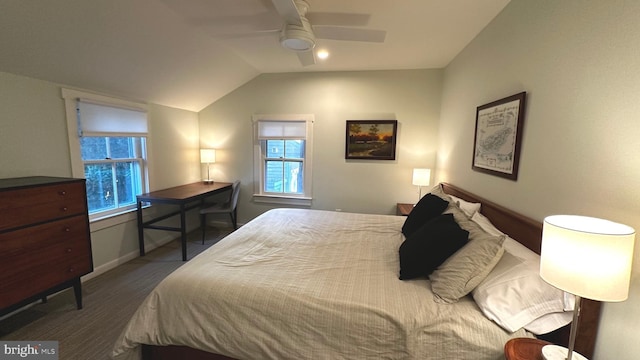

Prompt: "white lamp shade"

[412,168,431,186]
[200,149,216,164]
[540,215,635,302]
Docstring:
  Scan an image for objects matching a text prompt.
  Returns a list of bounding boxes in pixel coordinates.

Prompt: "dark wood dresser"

[0,176,93,316]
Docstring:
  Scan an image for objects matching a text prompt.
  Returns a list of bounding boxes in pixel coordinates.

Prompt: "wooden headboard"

[441,183,601,359]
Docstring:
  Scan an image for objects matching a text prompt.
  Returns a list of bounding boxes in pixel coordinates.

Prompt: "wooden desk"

[137,182,232,261]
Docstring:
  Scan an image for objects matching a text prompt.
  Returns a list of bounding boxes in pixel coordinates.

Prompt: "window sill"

[89,206,151,232]
[252,194,312,207]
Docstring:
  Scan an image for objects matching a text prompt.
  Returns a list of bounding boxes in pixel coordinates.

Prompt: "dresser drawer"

[0,181,87,232]
[0,214,89,254]
[0,255,91,309]
[0,219,92,308]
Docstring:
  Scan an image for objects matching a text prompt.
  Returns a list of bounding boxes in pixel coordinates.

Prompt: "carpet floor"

[0,227,232,360]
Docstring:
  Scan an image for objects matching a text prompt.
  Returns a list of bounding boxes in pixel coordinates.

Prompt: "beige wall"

[198,69,443,222]
[438,1,640,358]
[0,71,201,270]
[0,72,73,177]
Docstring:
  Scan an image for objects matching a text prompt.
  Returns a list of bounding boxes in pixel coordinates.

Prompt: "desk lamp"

[200,149,216,183]
[540,215,635,360]
[412,168,430,203]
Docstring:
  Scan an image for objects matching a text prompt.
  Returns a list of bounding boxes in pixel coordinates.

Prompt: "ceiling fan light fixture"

[280,31,315,51]
[280,18,316,51]
[316,49,329,59]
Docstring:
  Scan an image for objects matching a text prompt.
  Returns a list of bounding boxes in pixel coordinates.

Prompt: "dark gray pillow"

[399,213,469,280]
[401,193,449,237]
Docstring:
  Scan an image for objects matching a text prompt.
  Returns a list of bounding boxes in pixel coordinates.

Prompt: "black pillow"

[398,213,469,280]
[401,193,449,237]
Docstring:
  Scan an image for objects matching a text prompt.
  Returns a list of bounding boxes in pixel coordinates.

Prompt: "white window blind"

[257,120,307,139]
[77,100,148,137]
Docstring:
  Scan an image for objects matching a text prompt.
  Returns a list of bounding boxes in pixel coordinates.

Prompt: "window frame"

[252,114,314,206]
[62,88,149,228]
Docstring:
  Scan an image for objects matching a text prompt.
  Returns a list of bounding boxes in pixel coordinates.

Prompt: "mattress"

[112,208,529,360]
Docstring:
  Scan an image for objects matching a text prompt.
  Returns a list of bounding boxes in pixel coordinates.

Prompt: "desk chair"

[200,180,240,244]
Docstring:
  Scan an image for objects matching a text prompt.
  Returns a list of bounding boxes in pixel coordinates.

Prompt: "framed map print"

[472,92,526,180]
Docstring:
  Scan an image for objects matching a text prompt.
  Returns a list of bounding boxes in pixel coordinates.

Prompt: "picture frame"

[345,120,398,160]
[472,92,526,180]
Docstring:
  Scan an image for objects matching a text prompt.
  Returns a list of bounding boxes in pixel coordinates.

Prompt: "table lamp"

[540,215,635,360]
[412,168,430,203]
[200,149,216,183]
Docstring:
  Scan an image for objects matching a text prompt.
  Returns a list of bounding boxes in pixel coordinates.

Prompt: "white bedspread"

[112,209,529,360]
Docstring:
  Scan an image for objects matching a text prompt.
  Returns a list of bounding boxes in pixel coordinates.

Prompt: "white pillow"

[503,236,539,262]
[471,250,574,334]
[470,211,503,236]
[448,194,481,217]
[524,311,573,335]
[471,212,540,260]
[471,212,575,335]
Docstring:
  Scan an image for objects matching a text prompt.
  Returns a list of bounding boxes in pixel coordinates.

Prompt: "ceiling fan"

[208,0,387,66]
[273,0,386,65]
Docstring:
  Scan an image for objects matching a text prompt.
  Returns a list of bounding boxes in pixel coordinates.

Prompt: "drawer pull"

[61,206,68,212]
[66,248,73,253]
[68,267,75,273]
[64,227,71,232]
[59,190,67,196]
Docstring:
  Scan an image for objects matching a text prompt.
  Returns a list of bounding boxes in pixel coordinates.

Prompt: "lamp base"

[203,179,214,184]
[542,345,588,360]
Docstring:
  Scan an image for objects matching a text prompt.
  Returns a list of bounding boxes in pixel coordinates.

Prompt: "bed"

[111,183,601,360]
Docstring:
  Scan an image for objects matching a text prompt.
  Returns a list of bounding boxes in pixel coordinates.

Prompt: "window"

[63,89,149,222]
[264,139,304,194]
[253,114,314,206]
[81,136,145,216]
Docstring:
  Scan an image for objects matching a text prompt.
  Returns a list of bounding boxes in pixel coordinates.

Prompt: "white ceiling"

[0,0,510,112]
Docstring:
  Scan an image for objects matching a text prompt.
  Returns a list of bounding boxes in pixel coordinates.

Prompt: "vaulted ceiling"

[0,0,510,112]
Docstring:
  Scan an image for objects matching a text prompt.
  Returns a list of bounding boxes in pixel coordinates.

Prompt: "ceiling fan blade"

[297,50,315,66]
[271,0,303,26]
[313,26,386,43]
[189,13,282,33]
[209,30,279,40]
[306,12,371,27]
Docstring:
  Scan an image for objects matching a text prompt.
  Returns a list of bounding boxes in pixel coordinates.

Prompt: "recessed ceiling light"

[316,49,329,60]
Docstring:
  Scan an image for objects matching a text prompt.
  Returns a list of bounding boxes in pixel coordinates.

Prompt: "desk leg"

[180,203,187,261]
[137,200,145,256]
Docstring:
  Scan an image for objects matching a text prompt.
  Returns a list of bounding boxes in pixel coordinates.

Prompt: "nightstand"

[504,338,551,360]
[396,203,414,216]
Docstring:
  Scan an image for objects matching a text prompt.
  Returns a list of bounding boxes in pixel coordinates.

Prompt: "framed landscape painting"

[345,120,398,160]
[472,92,526,180]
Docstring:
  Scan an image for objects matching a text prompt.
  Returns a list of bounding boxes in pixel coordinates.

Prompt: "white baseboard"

[83,220,242,282]
[82,235,176,283]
